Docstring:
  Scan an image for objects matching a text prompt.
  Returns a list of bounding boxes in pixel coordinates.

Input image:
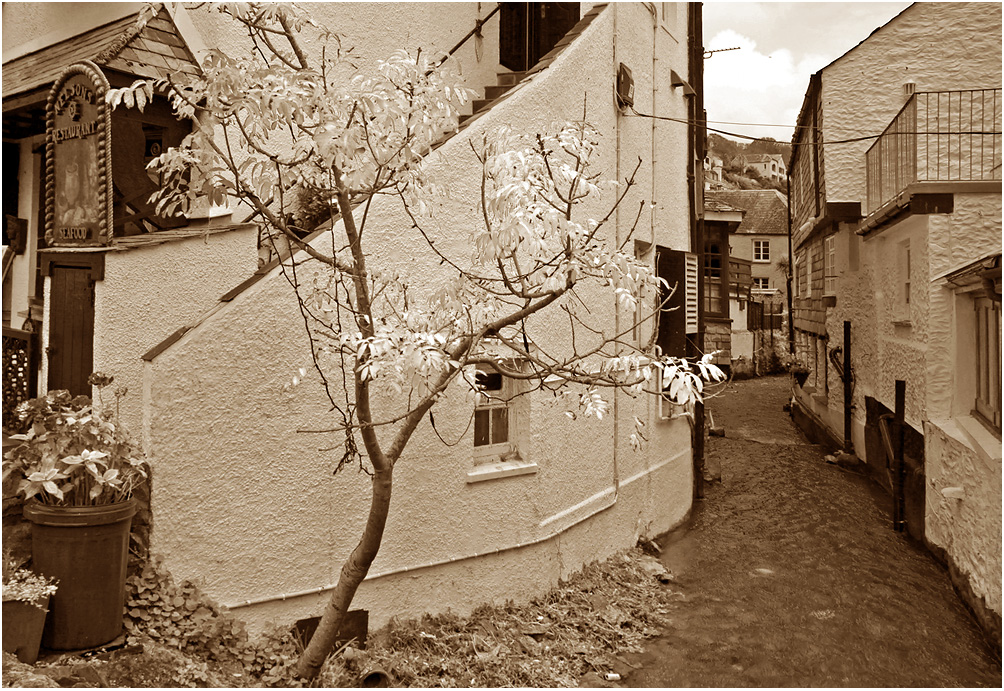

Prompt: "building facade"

[743,153,786,184]
[3,2,711,634]
[787,1,1002,648]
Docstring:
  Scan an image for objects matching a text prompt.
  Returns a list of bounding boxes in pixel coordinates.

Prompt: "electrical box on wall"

[616,63,634,109]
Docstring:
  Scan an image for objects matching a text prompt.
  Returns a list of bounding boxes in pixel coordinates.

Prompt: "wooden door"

[47,264,94,396]
[500,3,579,72]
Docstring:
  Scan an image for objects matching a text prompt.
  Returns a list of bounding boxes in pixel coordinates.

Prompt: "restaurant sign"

[45,61,112,246]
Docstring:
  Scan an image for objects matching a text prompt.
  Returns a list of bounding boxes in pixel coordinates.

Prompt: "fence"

[3,326,37,432]
[866,89,1002,213]
[748,299,784,331]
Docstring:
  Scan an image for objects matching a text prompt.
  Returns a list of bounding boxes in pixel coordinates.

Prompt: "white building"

[3,2,712,634]
[787,1,1002,649]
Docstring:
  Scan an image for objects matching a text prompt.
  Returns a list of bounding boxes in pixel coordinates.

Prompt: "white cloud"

[704,29,809,141]
[701,2,912,142]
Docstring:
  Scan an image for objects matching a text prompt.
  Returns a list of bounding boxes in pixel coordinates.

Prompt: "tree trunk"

[292,466,394,680]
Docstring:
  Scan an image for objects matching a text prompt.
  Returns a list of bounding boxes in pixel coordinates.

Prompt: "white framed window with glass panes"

[753,240,770,263]
[824,234,837,296]
[473,364,526,464]
[752,277,771,293]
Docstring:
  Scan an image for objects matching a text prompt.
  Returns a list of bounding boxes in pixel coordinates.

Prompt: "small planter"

[2,596,50,664]
[792,369,809,387]
[24,500,136,650]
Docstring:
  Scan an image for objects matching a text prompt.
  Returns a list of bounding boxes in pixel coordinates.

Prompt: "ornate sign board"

[45,61,113,247]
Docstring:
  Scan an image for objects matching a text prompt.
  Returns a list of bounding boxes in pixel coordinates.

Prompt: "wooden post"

[892,380,906,532]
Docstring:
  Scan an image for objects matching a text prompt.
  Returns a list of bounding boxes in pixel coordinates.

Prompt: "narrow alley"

[625,375,1001,687]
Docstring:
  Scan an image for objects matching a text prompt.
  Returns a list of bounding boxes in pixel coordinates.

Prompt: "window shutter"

[685,252,698,334]
[656,247,698,357]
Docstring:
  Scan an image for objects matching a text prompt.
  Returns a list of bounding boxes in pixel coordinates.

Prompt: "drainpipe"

[786,173,794,355]
[688,2,706,500]
[842,319,853,453]
[612,2,621,498]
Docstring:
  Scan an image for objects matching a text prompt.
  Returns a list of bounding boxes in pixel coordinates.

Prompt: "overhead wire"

[626,106,1002,146]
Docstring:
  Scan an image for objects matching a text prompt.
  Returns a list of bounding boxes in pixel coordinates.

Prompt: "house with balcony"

[3,2,711,636]
[704,151,724,189]
[743,153,786,184]
[708,189,788,298]
[787,1,1001,650]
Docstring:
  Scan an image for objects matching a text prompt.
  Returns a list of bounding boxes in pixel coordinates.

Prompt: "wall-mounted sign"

[45,61,112,247]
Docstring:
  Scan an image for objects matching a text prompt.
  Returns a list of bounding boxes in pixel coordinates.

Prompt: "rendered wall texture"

[186,2,504,121]
[92,227,259,435]
[144,4,701,633]
[819,2,1003,206]
[924,420,1002,638]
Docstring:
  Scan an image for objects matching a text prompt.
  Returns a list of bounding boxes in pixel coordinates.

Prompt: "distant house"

[707,189,789,297]
[703,152,724,189]
[706,190,788,372]
[787,1,1001,650]
[742,153,786,183]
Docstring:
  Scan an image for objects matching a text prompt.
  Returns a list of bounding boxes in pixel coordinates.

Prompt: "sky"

[702,1,912,143]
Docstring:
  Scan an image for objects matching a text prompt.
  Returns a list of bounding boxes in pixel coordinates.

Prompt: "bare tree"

[110,3,723,679]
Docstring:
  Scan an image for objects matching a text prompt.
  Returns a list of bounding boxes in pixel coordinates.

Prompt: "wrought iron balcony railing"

[865,89,1002,214]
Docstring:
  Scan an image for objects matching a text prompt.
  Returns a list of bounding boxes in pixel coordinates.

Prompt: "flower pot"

[23,500,136,650]
[2,596,50,664]
[793,370,809,387]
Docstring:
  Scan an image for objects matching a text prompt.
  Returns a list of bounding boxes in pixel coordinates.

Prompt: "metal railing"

[866,89,1002,213]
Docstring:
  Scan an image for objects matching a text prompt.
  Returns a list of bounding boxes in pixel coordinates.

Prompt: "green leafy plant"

[2,552,57,608]
[2,376,149,506]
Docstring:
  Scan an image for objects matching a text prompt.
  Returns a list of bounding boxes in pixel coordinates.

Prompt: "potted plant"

[2,552,58,664]
[2,376,149,651]
[790,362,810,387]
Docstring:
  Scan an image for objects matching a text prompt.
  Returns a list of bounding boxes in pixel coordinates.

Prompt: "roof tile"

[3,7,199,101]
[705,190,789,235]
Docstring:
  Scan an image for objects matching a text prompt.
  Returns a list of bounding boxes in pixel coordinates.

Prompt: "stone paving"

[624,375,1001,687]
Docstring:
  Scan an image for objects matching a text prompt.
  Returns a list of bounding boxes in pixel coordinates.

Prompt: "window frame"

[473,364,517,463]
[894,239,911,322]
[703,224,730,318]
[973,294,1002,433]
[824,234,837,296]
[752,277,770,292]
[753,239,770,263]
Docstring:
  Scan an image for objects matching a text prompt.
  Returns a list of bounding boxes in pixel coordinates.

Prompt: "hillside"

[706,134,791,193]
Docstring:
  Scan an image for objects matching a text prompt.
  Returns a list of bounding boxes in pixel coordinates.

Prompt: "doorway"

[499,3,580,72]
[47,263,96,396]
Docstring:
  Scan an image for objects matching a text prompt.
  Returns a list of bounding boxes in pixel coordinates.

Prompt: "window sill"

[956,415,1002,467]
[891,319,912,328]
[927,416,1001,475]
[466,459,538,484]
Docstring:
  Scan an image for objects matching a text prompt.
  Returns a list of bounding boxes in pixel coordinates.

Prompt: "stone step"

[496,71,526,86]
[484,84,512,100]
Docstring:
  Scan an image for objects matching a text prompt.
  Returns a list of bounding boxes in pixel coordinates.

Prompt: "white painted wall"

[143,3,700,632]
[93,226,259,435]
[806,0,1002,634]
[819,2,1003,206]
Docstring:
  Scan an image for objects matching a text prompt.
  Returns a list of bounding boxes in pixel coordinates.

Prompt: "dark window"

[703,225,729,318]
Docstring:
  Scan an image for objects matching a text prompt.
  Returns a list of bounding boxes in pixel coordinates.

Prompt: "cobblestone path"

[624,375,1001,687]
